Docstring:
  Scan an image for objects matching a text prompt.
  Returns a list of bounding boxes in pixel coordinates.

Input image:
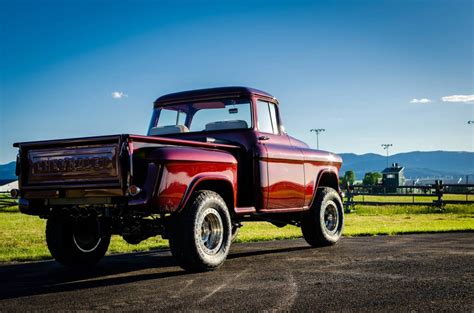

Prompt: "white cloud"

[111,91,127,99]
[409,98,432,103]
[441,95,474,103]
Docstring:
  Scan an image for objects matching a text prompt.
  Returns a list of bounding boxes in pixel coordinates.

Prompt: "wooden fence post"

[434,180,443,208]
[344,185,353,213]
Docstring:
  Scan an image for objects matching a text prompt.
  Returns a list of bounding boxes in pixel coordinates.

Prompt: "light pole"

[381,144,393,168]
[310,128,325,150]
[469,121,474,153]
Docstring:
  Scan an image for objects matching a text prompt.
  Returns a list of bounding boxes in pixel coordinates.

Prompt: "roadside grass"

[349,203,474,215]
[0,204,472,262]
[234,210,474,241]
[350,194,474,203]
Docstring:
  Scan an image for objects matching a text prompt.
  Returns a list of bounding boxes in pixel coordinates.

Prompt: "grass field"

[0,204,473,262]
[349,194,474,203]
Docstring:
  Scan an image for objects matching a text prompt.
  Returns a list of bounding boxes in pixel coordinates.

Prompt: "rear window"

[148,98,252,135]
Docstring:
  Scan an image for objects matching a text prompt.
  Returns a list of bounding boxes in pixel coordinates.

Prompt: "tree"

[341,170,356,186]
[363,172,382,185]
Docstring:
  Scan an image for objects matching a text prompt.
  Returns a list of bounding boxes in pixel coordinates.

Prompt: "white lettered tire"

[169,190,232,272]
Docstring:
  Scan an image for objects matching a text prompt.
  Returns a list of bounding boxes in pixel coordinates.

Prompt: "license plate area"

[26,144,120,186]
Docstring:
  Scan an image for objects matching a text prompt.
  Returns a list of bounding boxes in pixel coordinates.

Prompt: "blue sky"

[0,0,473,164]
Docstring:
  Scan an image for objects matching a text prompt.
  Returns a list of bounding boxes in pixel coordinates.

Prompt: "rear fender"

[179,175,237,213]
[125,143,238,213]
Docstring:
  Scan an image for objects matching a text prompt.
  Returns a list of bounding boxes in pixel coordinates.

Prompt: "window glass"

[269,103,279,134]
[189,101,251,132]
[148,98,252,134]
[156,109,187,127]
[257,100,280,134]
[257,101,273,133]
[177,111,186,125]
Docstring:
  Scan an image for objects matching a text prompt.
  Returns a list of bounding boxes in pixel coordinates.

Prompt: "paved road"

[0,233,473,311]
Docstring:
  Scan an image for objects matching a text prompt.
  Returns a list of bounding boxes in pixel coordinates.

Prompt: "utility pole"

[381,144,393,168]
[310,129,325,150]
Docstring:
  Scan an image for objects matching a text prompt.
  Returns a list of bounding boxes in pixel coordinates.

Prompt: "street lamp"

[468,121,474,124]
[310,128,325,150]
[381,144,393,168]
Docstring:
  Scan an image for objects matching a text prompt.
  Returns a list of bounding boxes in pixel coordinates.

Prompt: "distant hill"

[0,162,16,185]
[339,151,474,179]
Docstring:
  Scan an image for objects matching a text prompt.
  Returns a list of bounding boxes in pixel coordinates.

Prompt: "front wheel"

[169,190,232,272]
[301,187,344,247]
[46,216,111,267]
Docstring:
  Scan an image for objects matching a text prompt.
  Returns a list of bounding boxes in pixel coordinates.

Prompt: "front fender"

[307,168,340,208]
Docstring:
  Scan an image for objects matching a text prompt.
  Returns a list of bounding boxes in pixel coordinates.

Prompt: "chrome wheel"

[72,219,103,253]
[323,201,339,234]
[199,208,224,255]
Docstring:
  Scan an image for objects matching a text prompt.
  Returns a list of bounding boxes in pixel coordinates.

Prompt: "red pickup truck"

[13,87,343,271]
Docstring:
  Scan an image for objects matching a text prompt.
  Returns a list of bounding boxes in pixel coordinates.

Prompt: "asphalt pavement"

[0,233,473,311]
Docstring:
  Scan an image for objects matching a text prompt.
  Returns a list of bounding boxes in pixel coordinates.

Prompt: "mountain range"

[339,151,474,180]
[0,161,16,185]
[0,151,473,185]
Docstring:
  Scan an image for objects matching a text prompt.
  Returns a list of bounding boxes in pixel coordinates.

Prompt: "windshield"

[148,98,252,136]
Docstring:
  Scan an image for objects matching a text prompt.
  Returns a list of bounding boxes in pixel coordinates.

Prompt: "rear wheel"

[169,190,232,272]
[46,216,111,267]
[301,187,344,247]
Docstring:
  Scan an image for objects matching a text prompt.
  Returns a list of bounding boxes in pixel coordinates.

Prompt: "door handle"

[258,136,270,141]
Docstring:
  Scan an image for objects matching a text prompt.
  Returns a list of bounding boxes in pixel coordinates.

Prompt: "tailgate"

[16,135,126,190]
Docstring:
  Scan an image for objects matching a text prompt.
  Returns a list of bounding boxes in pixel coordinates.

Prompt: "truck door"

[256,100,305,211]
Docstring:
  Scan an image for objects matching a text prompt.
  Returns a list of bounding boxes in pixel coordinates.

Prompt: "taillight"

[128,185,141,196]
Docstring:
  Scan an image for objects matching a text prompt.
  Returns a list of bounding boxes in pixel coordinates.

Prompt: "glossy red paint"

[155,162,237,212]
[249,94,342,213]
[125,137,238,213]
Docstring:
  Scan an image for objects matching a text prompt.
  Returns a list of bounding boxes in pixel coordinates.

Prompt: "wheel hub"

[323,202,339,234]
[199,208,224,255]
[72,218,103,253]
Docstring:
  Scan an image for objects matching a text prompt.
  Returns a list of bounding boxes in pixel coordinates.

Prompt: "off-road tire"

[46,217,111,268]
[301,187,344,247]
[169,190,232,272]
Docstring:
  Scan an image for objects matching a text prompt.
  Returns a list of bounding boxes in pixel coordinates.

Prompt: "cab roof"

[154,86,276,106]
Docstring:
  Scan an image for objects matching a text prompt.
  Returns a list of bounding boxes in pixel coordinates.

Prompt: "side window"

[257,100,279,134]
[156,109,177,127]
[268,103,279,134]
[156,109,187,127]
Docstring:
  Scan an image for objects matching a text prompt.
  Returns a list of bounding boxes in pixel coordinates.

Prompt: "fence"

[343,181,474,212]
[0,192,17,209]
[1,183,474,212]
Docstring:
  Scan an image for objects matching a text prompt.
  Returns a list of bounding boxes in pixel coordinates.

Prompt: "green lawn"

[350,194,474,203]
[0,204,473,262]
